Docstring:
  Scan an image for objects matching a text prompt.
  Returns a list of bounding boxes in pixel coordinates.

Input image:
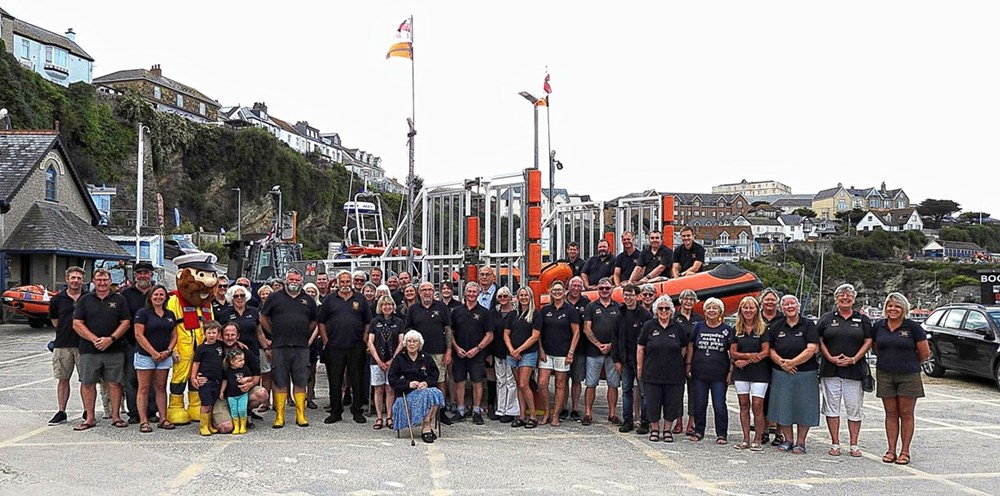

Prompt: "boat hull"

[2,285,56,326]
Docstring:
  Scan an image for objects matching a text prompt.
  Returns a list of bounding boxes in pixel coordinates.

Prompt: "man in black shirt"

[672,226,706,278]
[47,266,85,425]
[582,277,622,426]
[260,268,317,428]
[612,284,653,433]
[404,281,455,425]
[210,323,267,433]
[560,242,585,278]
[629,230,672,284]
[581,239,614,290]
[72,268,131,430]
[449,282,494,424]
[564,276,591,422]
[319,270,371,424]
[121,261,158,424]
[613,231,641,286]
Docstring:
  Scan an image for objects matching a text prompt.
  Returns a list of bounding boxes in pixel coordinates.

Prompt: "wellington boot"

[240,417,248,434]
[187,391,202,425]
[273,392,288,428]
[199,412,213,436]
[167,394,191,425]
[294,392,309,427]
[232,417,243,435]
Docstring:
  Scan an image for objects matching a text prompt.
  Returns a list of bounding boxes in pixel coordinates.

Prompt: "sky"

[5,1,999,216]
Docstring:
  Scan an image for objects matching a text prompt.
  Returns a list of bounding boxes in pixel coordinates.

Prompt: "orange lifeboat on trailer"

[2,285,56,327]
[539,263,764,316]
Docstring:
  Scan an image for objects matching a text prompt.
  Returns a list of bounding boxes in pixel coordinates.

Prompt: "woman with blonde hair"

[490,286,519,423]
[730,296,770,450]
[503,286,542,428]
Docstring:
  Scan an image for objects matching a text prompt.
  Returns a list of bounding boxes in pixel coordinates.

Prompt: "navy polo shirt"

[673,242,706,274]
[404,300,452,354]
[451,303,494,351]
[638,319,688,385]
[581,255,614,284]
[261,290,317,348]
[613,249,642,280]
[74,291,130,354]
[134,307,176,356]
[873,319,927,374]
[48,290,80,349]
[539,302,581,357]
[816,310,872,380]
[636,245,672,279]
[217,306,261,356]
[584,300,620,357]
[318,292,371,350]
[768,317,819,371]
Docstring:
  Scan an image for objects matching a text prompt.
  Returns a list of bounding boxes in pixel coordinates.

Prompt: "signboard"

[978,269,1000,306]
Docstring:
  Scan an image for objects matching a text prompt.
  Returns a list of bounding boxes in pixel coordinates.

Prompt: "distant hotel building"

[712,179,791,197]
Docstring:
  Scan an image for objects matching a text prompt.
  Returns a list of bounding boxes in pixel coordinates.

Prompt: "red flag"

[396,19,411,38]
[543,72,552,94]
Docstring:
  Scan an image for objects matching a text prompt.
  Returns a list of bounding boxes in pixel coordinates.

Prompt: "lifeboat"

[342,245,423,258]
[539,263,763,316]
[2,285,56,328]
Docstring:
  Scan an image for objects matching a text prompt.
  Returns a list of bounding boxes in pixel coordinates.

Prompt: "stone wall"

[101,79,219,121]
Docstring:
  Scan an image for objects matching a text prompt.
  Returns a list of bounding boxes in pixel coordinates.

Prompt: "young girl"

[221,349,252,435]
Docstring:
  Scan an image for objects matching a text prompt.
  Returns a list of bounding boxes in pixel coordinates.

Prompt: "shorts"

[570,353,587,382]
[370,364,388,386]
[734,381,769,398]
[821,377,865,421]
[78,352,125,385]
[452,355,487,382]
[585,355,621,388]
[270,347,310,389]
[429,354,446,383]
[52,347,79,380]
[538,355,571,373]
[198,379,221,406]
[133,352,173,371]
[875,370,924,399]
[506,351,539,369]
[260,350,272,374]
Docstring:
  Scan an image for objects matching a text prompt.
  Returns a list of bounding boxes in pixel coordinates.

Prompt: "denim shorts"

[134,352,173,371]
[585,355,621,388]
[506,351,538,369]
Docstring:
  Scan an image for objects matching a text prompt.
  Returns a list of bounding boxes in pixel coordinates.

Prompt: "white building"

[856,207,923,232]
[712,179,792,197]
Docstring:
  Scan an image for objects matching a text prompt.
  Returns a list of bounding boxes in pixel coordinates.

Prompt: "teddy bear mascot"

[165,253,219,426]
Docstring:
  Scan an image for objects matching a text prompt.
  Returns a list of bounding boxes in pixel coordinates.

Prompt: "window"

[153,86,161,100]
[45,46,53,63]
[837,199,847,211]
[720,232,730,243]
[199,102,206,115]
[942,309,966,330]
[176,94,184,107]
[22,40,30,58]
[45,165,57,201]
[964,312,990,333]
[52,48,67,67]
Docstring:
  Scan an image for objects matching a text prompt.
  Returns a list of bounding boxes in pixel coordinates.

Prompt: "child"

[191,321,225,436]
[221,349,252,434]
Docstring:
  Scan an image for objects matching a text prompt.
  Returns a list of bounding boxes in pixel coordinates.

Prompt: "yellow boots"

[232,417,246,435]
[272,392,287,428]
[294,392,309,427]
[199,412,213,436]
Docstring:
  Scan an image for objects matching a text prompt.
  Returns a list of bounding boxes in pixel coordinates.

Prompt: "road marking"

[922,391,1000,407]
[0,377,52,392]
[0,426,52,448]
[863,403,1000,440]
[426,443,452,496]
[0,352,48,365]
[164,440,232,494]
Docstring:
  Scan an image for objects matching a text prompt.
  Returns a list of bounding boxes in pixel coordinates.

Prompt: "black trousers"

[324,344,367,416]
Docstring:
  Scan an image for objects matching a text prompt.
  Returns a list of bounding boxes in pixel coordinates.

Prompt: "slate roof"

[935,240,986,252]
[11,19,94,61]
[813,186,843,200]
[770,196,814,208]
[0,130,100,220]
[2,202,130,258]
[93,69,220,105]
[864,208,918,227]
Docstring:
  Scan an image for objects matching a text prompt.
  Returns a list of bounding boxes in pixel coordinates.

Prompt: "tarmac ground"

[1,323,999,495]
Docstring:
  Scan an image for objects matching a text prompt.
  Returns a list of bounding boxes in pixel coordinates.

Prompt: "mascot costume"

[166,253,219,426]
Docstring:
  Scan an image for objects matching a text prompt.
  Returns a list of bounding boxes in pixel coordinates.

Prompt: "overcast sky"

[6,1,999,217]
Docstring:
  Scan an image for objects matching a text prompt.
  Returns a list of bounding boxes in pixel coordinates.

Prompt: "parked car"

[921,303,1000,391]
[164,237,201,260]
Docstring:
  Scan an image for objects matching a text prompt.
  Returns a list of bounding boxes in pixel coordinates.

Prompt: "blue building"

[0,8,94,86]
[87,183,116,226]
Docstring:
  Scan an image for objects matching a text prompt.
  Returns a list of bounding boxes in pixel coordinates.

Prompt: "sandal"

[849,445,862,458]
[895,453,910,465]
[158,420,175,430]
[882,451,897,463]
[139,422,152,433]
[538,416,550,426]
[716,437,728,445]
[771,433,785,446]
[525,418,538,429]
[511,418,526,428]
[581,415,593,426]
[386,418,393,429]
[829,444,842,456]
[792,444,807,455]
[607,415,622,426]
[648,431,660,442]
[734,441,750,450]
[777,441,794,452]
[663,432,674,443]
[111,420,128,428]
[689,433,704,442]
[73,422,97,431]
[685,427,695,437]
[750,442,764,451]
[373,418,383,430]
[672,422,683,434]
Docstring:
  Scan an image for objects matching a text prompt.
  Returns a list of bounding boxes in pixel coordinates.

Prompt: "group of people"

[46,228,931,460]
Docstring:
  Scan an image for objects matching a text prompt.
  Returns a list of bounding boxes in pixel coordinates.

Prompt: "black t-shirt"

[450,303,494,352]
[873,319,927,374]
[613,305,652,366]
[732,331,771,383]
[370,314,403,364]
[217,306,261,356]
[673,242,706,274]
[261,290,317,348]
[121,286,151,345]
[504,310,542,353]
[404,301,452,354]
[193,341,225,381]
[539,302,580,357]
[816,310,873,380]
[211,299,232,320]
[134,307,176,357]
[613,249,642,281]
[584,300,620,357]
[581,255,614,284]
[318,292,371,350]
[73,292,130,354]
[560,257,585,277]
[636,246,672,279]
[224,365,252,397]
[638,319,688,385]
[48,290,80,348]
[568,296,591,355]
[689,322,734,382]
[768,317,820,371]
[492,308,514,359]
[222,345,261,376]
[674,311,705,335]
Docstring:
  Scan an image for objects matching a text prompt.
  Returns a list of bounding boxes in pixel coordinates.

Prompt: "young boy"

[221,349,252,435]
[191,321,225,436]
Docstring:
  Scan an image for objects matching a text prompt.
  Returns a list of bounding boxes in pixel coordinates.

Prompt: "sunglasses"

[233,294,246,299]
[656,307,672,312]
[598,286,613,291]
[641,292,655,296]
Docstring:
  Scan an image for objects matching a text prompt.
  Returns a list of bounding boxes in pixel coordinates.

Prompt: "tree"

[792,207,818,218]
[835,208,867,225]
[957,211,991,224]
[917,199,961,228]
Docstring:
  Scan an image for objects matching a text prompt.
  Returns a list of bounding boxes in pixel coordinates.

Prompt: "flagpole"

[545,78,553,209]
[405,14,416,275]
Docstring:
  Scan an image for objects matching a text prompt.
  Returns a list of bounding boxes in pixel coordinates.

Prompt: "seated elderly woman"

[388,330,447,443]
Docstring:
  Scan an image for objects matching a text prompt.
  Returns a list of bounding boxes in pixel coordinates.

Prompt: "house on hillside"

[0,129,130,291]
[922,240,987,261]
[654,192,750,229]
[0,8,93,86]
[812,184,854,220]
[711,179,791,197]
[856,207,923,232]
[94,65,220,123]
[769,195,815,214]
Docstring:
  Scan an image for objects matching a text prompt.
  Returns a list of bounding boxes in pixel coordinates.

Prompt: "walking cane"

[401,390,416,446]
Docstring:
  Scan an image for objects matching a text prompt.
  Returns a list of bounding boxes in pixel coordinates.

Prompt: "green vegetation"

[831,229,926,260]
[939,224,1000,252]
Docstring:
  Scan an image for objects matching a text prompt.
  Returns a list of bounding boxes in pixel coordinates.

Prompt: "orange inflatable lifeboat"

[2,285,56,327]
[539,263,763,316]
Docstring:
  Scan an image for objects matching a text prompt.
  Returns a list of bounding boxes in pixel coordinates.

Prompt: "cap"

[174,252,218,272]
[134,261,155,273]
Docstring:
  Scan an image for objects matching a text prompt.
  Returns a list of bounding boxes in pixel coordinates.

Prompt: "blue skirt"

[767,368,820,427]
[392,387,445,430]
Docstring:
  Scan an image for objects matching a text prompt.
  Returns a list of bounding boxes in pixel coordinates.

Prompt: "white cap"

[174,252,218,271]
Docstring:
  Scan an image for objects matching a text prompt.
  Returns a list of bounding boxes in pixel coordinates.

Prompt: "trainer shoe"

[439,410,453,426]
[48,411,67,426]
[569,410,582,422]
[558,409,570,421]
[636,422,651,435]
[353,413,367,424]
[618,422,634,433]
[472,412,485,425]
[324,414,342,424]
[448,411,466,423]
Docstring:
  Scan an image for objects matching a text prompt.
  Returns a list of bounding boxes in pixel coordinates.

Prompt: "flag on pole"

[386,41,412,59]
[396,18,412,38]
[543,70,552,94]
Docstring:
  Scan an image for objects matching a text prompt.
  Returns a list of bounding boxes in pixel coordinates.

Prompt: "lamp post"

[136,122,150,262]
[518,91,540,170]
[231,187,242,241]
[269,185,282,239]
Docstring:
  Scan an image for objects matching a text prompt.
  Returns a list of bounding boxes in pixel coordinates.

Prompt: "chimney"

[65,28,76,41]
[253,102,268,113]
[880,181,887,192]
[150,64,162,77]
